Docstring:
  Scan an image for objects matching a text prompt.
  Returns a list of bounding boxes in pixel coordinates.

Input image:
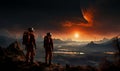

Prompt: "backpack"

[22,31,30,45]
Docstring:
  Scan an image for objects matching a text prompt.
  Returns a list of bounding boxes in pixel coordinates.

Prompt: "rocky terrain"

[0,41,120,71]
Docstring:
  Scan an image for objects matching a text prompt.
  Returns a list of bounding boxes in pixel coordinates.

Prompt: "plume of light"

[80,6,96,27]
[62,6,96,28]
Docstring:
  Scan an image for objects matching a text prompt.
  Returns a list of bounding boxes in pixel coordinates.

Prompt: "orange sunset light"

[71,31,81,41]
[74,33,79,38]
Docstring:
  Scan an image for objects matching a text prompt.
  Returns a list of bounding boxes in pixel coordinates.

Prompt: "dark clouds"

[0,0,120,39]
[0,0,83,31]
[92,0,120,35]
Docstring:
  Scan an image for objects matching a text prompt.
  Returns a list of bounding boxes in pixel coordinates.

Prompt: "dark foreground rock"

[0,41,120,71]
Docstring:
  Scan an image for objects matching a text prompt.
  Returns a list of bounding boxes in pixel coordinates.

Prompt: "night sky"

[0,0,120,41]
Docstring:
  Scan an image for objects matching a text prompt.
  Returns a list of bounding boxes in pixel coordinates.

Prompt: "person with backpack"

[22,27,36,64]
[44,32,54,65]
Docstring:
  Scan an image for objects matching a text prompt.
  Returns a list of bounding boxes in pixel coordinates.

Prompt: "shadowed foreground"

[0,41,120,71]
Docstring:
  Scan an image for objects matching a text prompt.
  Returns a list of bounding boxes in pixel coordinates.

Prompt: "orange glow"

[80,7,95,27]
[62,7,95,28]
[74,33,79,38]
[63,21,73,27]
[71,31,82,41]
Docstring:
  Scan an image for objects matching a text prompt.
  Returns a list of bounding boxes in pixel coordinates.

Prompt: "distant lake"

[33,42,116,66]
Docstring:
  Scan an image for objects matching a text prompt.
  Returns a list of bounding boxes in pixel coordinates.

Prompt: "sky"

[0,0,120,41]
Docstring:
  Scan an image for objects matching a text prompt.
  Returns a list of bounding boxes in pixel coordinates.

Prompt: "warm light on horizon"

[74,33,79,38]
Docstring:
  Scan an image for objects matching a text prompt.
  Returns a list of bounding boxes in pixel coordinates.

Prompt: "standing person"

[114,37,120,55]
[44,32,53,65]
[22,27,36,64]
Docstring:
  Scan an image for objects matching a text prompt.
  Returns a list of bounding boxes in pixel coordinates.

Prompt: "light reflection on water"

[53,51,115,55]
[53,51,85,55]
[104,52,115,55]
[58,48,69,51]
[54,48,115,55]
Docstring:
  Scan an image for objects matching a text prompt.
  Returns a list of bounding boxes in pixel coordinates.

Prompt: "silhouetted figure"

[113,36,120,57]
[22,27,36,64]
[44,32,53,65]
[114,37,120,56]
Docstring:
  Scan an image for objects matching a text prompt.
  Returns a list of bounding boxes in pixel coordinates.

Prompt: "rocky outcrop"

[5,41,26,61]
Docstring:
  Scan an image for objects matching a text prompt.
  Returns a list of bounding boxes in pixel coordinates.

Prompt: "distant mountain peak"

[100,38,109,42]
[86,41,98,47]
[88,41,96,45]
